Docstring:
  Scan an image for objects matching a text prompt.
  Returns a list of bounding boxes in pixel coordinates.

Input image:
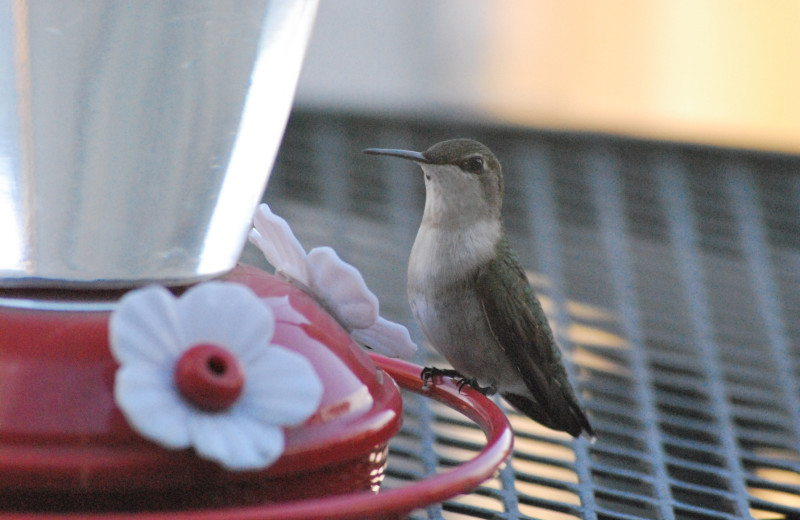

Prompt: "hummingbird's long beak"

[363,148,431,164]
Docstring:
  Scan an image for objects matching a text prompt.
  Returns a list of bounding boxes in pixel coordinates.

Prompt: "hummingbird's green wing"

[475,236,593,438]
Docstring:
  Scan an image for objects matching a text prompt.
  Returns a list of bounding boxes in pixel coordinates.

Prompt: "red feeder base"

[0,265,403,512]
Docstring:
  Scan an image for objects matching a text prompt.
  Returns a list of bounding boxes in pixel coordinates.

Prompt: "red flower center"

[174,344,245,412]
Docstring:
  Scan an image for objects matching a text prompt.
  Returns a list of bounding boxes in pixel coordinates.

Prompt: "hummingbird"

[364,139,594,439]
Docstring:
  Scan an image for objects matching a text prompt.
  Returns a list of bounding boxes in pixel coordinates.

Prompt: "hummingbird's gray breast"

[408,276,523,391]
[407,221,525,392]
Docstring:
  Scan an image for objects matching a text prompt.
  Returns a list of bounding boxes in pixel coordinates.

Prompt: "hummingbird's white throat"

[418,163,500,230]
[410,162,503,285]
[409,217,501,287]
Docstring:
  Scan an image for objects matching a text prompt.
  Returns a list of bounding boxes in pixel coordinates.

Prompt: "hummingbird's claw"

[455,377,497,396]
[456,377,474,393]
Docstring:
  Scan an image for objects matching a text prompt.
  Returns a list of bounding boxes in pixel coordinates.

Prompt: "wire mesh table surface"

[242,110,800,520]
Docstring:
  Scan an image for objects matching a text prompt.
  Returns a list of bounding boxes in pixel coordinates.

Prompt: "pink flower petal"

[351,316,418,359]
[306,247,379,331]
[250,203,309,284]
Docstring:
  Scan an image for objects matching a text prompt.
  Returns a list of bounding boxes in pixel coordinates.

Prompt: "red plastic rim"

[1,355,513,520]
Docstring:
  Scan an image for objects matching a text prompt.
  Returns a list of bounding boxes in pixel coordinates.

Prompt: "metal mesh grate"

[245,111,800,520]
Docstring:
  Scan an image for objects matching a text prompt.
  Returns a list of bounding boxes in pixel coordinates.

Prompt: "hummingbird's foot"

[420,367,497,396]
[420,366,462,385]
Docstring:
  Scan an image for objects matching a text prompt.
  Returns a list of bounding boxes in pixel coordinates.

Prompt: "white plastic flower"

[249,203,417,359]
[109,282,324,471]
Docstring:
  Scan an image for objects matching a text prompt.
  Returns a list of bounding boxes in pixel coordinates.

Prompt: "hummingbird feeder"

[0,1,512,518]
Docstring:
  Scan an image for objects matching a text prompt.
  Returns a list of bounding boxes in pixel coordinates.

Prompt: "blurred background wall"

[294,0,800,154]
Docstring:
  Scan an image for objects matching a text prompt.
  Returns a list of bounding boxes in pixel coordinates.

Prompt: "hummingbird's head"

[364,139,503,227]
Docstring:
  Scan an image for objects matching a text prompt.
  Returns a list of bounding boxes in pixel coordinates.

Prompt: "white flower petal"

[189,412,285,471]
[250,203,309,284]
[109,285,185,365]
[174,282,274,364]
[111,278,323,472]
[239,346,323,425]
[262,296,309,326]
[187,414,239,467]
[351,316,418,359]
[115,364,191,449]
[227,413,286,469]
[239,419,286,467]
[306,247,379,331]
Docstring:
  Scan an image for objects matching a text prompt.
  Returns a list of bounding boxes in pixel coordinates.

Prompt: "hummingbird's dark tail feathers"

[502,392,595,440]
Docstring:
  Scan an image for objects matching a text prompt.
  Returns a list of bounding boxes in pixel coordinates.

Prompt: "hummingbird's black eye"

[460,156,484,174]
